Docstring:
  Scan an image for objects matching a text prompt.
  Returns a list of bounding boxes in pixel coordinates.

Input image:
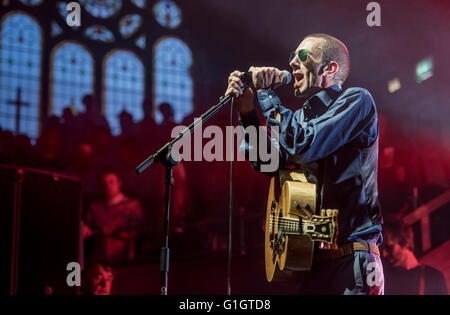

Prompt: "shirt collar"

[303,84,342,111]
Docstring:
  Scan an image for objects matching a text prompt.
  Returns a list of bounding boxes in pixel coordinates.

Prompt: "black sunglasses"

[289,49,308,63]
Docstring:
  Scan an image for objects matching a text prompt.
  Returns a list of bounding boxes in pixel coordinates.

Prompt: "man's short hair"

[304,33,350,85]
[98,168,121,181]
[383,216,415,251]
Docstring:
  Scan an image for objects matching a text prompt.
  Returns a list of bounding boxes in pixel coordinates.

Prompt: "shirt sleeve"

[238,109,285,174]
[257,88,378,164]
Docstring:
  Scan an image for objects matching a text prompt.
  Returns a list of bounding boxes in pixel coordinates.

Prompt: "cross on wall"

[7,87,29,135]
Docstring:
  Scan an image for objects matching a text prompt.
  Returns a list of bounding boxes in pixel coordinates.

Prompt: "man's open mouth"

[293,72,304,88]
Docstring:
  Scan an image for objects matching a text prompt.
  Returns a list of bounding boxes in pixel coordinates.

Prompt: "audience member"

[83,169,143,266]
[382,217,448,295]
[77,94,110,141]
[81,263,114,295]
[159,102,176,131]
[118,109,138,139]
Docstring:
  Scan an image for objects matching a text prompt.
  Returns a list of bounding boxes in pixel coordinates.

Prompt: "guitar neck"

[277,217,300,235]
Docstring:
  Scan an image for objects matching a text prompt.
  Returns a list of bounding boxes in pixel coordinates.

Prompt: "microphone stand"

[136,73,251,295]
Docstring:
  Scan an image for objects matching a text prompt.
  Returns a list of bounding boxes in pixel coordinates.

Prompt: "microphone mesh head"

[282,70,292,84]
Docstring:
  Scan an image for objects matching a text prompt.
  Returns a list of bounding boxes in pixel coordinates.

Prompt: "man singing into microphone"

[225,33,384,295]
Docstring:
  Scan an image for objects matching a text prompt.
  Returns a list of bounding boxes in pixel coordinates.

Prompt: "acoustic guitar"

[265,169,339,282]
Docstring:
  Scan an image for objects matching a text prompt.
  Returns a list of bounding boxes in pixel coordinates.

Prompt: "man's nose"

[289,59,300,70]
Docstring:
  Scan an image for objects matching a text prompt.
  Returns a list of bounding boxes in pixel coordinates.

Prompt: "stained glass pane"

[79,0,122,19]
[0,13,42,140]
[51,21,63,37]
[104,50,144,135]
[131,0,147,9]
[153,0,182,29]
[154,37,193,123]
[135,34,146,49]
[84,25,115,43]
[51,42,94,117]
[57,2,67,19]
[119,14,143,39]
[19,0,43,6]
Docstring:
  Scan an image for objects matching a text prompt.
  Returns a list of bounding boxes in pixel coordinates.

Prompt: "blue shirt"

[239,84,383,245]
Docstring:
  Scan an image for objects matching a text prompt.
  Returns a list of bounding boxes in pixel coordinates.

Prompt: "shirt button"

[269,95,273,99]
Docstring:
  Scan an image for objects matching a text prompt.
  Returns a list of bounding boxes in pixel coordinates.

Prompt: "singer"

[225,33,384,295]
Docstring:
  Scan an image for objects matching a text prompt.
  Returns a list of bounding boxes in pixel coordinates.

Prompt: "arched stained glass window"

[104,50,144,135]
[119,14,143,39]
[154,37,193,123]
[84,25,115,43]
[135,34,146,49]
[50,42,94,116]
[153,0,182,29]
[79,0,122,19]
[0,13,42,140]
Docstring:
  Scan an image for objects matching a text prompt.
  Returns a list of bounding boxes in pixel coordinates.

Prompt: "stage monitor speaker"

[0,165,82,295]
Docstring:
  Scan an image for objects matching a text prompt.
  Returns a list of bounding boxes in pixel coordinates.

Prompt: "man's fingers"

[226,69,247,98]
[224,87,236,97]
[227,75,241,85]
[228,76,243,88]
[247,66,283,90]
[230,81,242,93]
[272,71,284,89]
[275,71,284,83]
[249,66,263,86]
[229,70,241,79]
[228,70,243,84]
[225,86,239,96]
[265,68,275,88]
[233,66,283,90]
[249,66,258,87]
[256,71,264,88]
[225,83,241,97]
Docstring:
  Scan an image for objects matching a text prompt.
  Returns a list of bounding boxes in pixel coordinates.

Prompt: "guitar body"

[265,169,338,282]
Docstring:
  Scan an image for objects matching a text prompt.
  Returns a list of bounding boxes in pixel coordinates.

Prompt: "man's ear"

[324,61,339,77]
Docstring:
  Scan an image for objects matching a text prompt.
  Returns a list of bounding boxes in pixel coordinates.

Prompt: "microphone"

[240,70,292,87]
[281,70,292,84]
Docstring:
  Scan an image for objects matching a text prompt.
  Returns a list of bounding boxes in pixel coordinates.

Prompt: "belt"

[313,242,380,264]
